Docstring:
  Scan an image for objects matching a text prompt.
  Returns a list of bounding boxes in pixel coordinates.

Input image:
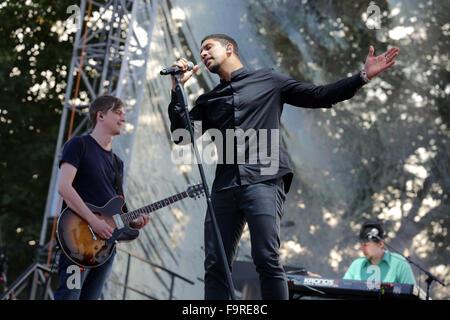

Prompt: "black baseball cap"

[359,221,385,242]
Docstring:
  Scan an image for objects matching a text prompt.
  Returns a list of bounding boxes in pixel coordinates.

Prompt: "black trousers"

[204,178,288,300]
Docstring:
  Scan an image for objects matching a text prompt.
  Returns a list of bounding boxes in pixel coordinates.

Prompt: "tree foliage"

[246,0,449,299]
[0,0,74,286]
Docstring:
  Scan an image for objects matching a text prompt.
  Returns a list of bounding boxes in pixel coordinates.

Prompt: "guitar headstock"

[187,183,205,199]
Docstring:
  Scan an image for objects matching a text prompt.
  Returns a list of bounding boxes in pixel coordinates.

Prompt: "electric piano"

[287,273,427,300]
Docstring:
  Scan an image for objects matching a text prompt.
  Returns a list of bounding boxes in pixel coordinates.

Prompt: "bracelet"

[360,69,370,84]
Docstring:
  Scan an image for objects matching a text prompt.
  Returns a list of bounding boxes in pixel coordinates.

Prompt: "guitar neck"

[121,191,188,223]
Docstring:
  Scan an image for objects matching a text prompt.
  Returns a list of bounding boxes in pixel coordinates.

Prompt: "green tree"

[0,0,75,288]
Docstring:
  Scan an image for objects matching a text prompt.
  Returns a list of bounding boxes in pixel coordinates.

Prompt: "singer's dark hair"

[201,33,240,58]
[89,95,124,128]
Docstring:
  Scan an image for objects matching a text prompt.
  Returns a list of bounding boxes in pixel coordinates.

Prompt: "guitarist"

[54,95,150,300]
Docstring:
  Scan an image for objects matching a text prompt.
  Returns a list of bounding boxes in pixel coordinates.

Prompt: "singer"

[343,221,416,285]
[166,34,399,300]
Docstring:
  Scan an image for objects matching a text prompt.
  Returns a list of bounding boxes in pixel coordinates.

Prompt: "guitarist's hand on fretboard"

[129,214,150,229]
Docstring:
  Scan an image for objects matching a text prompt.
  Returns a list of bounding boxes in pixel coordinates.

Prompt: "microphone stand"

[172,73,237,300]
[383,241,446,300]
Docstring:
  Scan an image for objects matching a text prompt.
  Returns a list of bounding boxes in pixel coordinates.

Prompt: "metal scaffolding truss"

[39,0,159,247]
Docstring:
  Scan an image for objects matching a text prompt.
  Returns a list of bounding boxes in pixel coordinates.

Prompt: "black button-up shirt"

[168,67,365,193]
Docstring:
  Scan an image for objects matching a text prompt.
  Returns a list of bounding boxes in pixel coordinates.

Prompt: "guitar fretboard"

[121,191,188,223]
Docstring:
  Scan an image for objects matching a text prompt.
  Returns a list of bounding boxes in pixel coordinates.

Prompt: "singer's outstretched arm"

[277,46,399,108]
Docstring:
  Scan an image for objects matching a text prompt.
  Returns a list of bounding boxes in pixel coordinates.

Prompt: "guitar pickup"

[113,214,125,229]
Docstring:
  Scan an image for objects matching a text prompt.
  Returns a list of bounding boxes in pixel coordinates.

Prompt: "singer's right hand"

[171,58,198,90]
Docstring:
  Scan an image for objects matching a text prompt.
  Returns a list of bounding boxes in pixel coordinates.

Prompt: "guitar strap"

[112,153,140,240]
[112,153,128,212]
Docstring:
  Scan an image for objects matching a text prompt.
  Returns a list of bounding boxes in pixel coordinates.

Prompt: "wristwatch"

[360,69,370,84]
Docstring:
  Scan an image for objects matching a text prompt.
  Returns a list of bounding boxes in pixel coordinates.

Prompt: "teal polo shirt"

[343,251,416,284]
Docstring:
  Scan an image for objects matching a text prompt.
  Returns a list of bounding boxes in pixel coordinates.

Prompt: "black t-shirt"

[59,134,124,207]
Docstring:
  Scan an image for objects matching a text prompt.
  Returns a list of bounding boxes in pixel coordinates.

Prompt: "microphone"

[160,61,194,75]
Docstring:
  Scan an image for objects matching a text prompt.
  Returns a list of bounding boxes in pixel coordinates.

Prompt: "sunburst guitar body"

[56,184,204,268]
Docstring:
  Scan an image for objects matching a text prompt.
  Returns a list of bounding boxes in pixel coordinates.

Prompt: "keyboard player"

[343,221,416,285]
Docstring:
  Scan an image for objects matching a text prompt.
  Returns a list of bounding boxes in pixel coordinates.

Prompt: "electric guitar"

[56,184,204,268]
